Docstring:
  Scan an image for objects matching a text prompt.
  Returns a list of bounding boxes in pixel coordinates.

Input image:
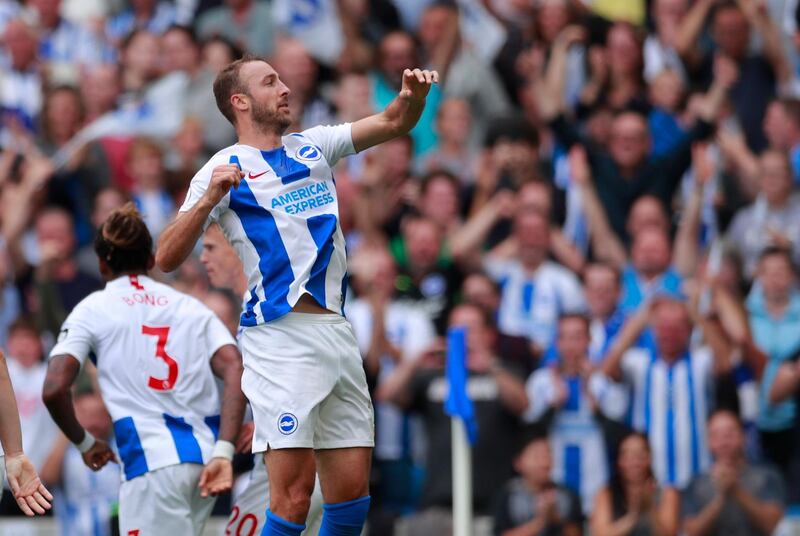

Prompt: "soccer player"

[156,55,438,535]
[43,204,246,535]
[0,350,52,516]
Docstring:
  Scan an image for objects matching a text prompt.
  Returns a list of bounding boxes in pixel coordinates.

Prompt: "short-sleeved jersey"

[620,347,714,488]
[179,124,355,327]
[50,275,236,481]
[485,258,586,349]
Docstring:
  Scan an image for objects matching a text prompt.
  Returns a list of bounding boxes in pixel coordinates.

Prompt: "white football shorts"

[224,455,323,535]
[118,463,215,535]
[240,312,374,452]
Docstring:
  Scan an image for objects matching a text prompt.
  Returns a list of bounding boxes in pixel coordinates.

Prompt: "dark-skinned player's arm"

[351,68,438,153]
[0,351,53,516]
[198,343,246,498]
[42,355,116,471]
[155,164,244,273]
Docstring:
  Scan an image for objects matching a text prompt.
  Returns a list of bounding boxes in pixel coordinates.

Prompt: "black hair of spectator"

[164,24,199,47]
[758,245,796,271]
[213,54,267,125]
[419,168,460,197]
[513,426,550,459]
[40,85,85,145]
[484,115,539,149]
[582,260,622,286]
[93,202,153,275]
[610,431,655,515]
[557,312,591,332]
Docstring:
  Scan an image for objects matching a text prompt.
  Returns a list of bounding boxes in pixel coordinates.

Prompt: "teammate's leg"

[316,447,372,536]
[262,448,316,535]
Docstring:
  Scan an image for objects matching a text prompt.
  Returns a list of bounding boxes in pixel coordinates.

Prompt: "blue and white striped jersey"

[524,369,628,513]
[50,275,236,481]
[485,258,586,349]
[180,124,355,327]
[621,347,713,488]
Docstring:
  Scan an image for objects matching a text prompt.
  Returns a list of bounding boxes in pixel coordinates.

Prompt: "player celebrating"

[43,204,246,535]
[156,55,437,535]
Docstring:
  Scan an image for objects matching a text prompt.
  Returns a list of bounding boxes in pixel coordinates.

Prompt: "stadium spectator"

[161,25,236,153]
[78,63,122,123]
[347,245,435,531]
[644,0,689,82]
[602,296,730,488]
[675,0,789,153]
[40,391,120,536]
[762,98,800,182]
[771,340,800,504]
[524,313,626,513]
[726,150,800,279]
[391,215,463,335]
[485,209,585,356]
[2,318,59,504]
[106,0,177,44]
[378,303,528,525]
[372,30,441,155]
[746,247,800,474]
[415,98,476,181]
[682,409,785,536]
[75,187,128,278]
[125,137,174,239]
[195,0,275,58]
[0,19,42,141]
[590,432,680,536]
[28,0,107,72]
[200,223,246,296]
[584,262,626,364]
[493,436,583,536]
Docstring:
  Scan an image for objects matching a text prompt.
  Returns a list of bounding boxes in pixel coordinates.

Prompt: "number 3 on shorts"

[142,325,179,391]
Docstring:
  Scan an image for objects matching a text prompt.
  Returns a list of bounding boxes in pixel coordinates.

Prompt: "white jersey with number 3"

[49,275,236,482]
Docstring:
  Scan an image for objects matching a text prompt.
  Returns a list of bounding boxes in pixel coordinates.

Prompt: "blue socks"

[318,496,371,536]
[262,510,306,536]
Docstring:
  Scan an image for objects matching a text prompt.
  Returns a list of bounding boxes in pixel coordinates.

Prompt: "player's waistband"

[278,312,347,325]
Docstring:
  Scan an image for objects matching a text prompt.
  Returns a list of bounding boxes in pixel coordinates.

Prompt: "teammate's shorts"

[119,463,215,535]
[225,455,324,535]
[241,312,374,451]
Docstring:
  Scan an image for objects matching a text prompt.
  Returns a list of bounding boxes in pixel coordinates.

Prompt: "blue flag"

[444,327,478,444]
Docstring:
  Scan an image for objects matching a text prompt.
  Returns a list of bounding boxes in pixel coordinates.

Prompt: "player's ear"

[231,93,249,114]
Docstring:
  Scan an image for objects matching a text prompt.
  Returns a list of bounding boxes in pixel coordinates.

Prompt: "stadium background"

[1,0,800,534]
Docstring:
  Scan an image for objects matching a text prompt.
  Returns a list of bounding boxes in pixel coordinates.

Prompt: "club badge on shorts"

[278,413,298,435]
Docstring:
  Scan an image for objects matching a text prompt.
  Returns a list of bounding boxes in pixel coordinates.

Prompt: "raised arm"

[570,145,627,270]
[602,305,650,382]
[674,0,714,64]
[0,351,52,516]
[673,144,713,278]
[770,360,800,403]
[737,0,791,84]
[156,164,243,272]
[351,68,438,153]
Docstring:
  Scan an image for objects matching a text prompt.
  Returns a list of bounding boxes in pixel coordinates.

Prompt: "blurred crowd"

[2,0,800,534]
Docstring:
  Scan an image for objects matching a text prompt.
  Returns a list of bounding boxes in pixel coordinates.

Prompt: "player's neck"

[237,123,284,152]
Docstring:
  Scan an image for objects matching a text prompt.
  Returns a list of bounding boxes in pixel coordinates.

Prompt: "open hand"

[400,69,439,102]
[199,458,233,497]
[5,453,53,516]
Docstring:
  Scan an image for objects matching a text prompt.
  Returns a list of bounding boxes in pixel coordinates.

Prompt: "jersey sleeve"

[178,156,229,230]
[300,123,355,166]
[202,310,237,359]
[49,300,97,366]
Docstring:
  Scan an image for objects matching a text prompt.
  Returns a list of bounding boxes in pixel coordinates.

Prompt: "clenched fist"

[205,164,245,205]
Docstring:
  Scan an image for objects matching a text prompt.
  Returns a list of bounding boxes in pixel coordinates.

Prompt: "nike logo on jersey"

[248,170,269,179]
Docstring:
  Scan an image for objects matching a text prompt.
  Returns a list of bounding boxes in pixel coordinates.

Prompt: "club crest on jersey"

[296,144,321,162]
[278,413,298,435]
